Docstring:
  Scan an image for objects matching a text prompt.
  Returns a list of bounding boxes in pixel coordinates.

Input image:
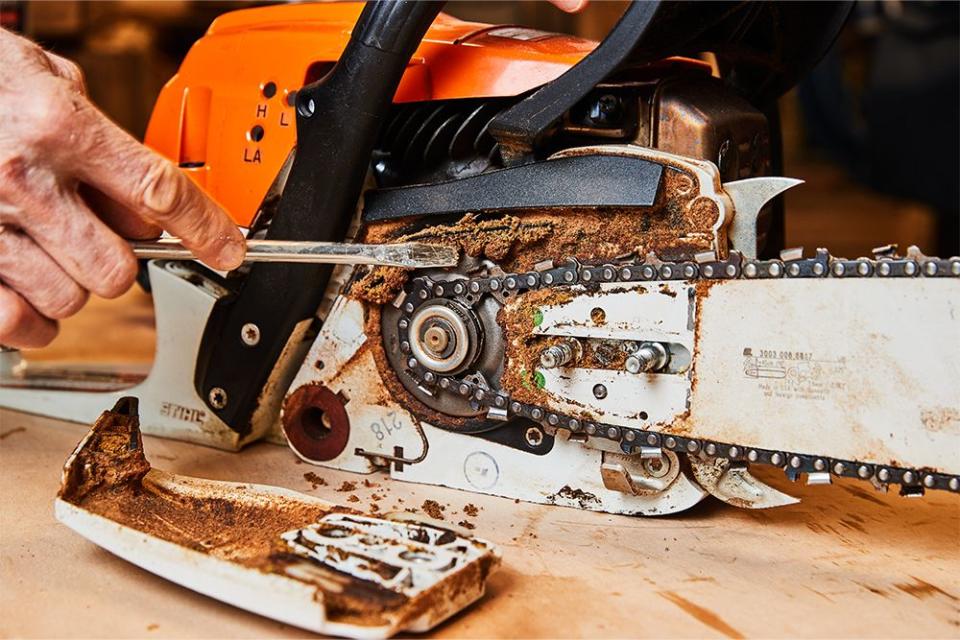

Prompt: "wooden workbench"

[1,289,958,638]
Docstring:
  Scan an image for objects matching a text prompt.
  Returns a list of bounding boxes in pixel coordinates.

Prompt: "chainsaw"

[2,0,958,518]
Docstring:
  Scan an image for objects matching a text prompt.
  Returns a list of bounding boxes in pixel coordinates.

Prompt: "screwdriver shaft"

[130,239,458,269]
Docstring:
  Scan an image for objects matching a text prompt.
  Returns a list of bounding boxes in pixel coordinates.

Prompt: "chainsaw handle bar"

[195,1,445,430]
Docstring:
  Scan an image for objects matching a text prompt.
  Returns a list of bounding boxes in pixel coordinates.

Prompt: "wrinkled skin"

[0,28,245,348]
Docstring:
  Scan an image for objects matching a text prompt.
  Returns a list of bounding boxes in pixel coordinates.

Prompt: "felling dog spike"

[725,177,804,259]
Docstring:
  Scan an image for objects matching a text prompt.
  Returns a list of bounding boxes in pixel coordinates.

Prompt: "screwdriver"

[130,238,459,269]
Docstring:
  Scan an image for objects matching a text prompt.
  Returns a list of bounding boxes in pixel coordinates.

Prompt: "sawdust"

[463,504,479,517]
[497,287,577,405]
[303,472,327,489]
[352,266,409,305]
[347,494,360,503]
[547,485,600,509]
[458,520,476,530]
[58,404,151,504]
[352,213,554,303]
[351,160,726,306]
[421,500,446,520]
[337,481,358,492]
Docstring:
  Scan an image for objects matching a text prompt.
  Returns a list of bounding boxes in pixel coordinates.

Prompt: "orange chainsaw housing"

[144,2,598,228]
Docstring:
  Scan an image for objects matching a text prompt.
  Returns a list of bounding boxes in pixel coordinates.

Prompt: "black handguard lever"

[195,1,445,432]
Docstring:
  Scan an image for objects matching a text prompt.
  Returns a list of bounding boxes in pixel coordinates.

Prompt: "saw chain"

[392,247,960,496]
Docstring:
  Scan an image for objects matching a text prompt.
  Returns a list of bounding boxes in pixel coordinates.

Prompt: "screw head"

[592,384,607,400]
[241,323,261,346]
[208,387,228,409]
[298,96,316,117]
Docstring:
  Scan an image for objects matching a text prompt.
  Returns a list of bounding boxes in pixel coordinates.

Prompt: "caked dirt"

[351,167,723,304]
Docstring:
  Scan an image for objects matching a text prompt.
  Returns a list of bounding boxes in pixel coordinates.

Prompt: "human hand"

[549,0,589,12]
[0,28,245,348]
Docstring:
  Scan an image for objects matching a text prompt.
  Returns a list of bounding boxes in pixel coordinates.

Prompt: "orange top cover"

[144,2,596,227]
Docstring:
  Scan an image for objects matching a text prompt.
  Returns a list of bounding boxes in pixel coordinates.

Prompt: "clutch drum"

[382,285,505,427]
[408,302,479,374]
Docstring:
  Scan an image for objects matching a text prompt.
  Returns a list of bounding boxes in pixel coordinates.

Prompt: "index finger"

[66,99,245,271]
